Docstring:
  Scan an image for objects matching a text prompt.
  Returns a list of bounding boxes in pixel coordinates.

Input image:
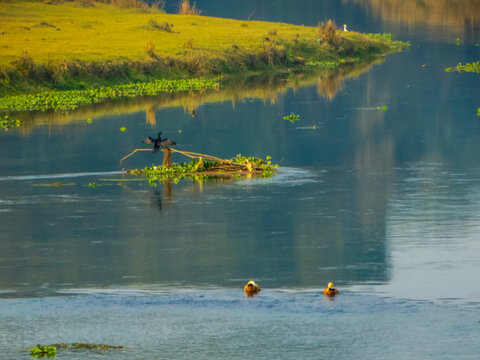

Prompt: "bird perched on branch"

[323,282,339,296]
[142,132,176,153]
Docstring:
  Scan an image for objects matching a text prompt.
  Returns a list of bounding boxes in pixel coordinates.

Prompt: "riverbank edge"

[0,35,407,98]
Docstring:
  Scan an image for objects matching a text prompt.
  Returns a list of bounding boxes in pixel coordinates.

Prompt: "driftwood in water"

[162,148,172,167]
[121,147,276,178]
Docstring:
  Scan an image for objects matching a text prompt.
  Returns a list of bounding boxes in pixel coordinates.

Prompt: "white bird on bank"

[343,24,348,32]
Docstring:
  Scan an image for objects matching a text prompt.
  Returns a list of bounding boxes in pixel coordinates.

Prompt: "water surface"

[1,0,480,358]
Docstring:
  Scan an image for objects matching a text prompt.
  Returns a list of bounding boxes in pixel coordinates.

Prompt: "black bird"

[142,132,176,153]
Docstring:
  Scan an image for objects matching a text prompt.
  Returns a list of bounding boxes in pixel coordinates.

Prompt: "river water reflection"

[1,1,480,358]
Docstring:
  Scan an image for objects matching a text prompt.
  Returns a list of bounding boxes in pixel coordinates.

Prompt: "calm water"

[1,1,480,358]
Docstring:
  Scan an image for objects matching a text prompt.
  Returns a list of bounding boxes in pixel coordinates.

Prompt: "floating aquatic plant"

[284,112,300,123]
[30,344,56,357]
[127,153,277,186]
[86,118,93,124]
[30,343,123,357]
[51,343,124,351]
[456,38,461,46]
[0,78,221,113]
[376,105,387,111]
[0,114,21,130]
[477,107,480,117]
[119,126,127,132]
[446,62,480,74]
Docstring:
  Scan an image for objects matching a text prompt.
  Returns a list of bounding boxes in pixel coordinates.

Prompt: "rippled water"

[2,287,479,360]
[1,0,480,358]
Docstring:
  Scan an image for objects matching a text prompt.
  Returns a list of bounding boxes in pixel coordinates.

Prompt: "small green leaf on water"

[88,182,96,188]
[456,38,461,45]
[477,107,480,117]
[86,118,92,124]
[313,124,316,129]
[382,105,387,111]
[445,67,452,72]
[119,127,127,132]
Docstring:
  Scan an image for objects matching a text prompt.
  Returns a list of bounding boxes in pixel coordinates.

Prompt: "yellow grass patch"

[0,0,318,65]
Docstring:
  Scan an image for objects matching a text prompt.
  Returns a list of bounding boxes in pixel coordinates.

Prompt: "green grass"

[0,0,408,96]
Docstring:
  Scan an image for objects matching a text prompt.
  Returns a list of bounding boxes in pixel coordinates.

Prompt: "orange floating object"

[323,282,339,296]
[244,280,261,296]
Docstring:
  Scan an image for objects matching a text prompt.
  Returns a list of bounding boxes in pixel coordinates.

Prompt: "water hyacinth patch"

[127,154,277,185]
[1,115,22,130]
[284,112,300,123]
[0,78,220,112]
[30,344,56,357]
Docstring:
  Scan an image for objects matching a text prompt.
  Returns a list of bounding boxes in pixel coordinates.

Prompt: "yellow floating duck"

[323,282,339,296]
[244,280,261,296]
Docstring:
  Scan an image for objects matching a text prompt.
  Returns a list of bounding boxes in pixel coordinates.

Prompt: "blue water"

[1,288,478,359]
[1,0,480,358]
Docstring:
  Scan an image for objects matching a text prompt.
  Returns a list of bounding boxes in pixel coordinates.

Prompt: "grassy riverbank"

[0,0,408,98]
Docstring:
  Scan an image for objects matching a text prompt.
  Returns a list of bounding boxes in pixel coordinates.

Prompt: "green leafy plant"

[0,114,21,130]
[456,61,480,73]
[366,33,393,42]
[283,112,300,123]
[305,60,339,68]
[0,78,220,112]
[30,344,56,357]
[127,154,277,185]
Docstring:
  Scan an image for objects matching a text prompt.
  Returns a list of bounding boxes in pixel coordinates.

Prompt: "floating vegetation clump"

[0,78,220,112]
[446,62,480,74]
[30,344,56,357]
[30,343,123,357]
[51,343,124,352]
[456,62,480,73]
[0,114,21,130]
[127,153,277,185]
[284,112,300,123]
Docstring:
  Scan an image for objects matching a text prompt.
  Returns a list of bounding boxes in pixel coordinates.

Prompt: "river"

[1,0,479,358]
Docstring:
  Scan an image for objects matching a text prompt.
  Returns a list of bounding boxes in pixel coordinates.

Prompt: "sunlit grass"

[0,0,407,96]
[0,0,317,65]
